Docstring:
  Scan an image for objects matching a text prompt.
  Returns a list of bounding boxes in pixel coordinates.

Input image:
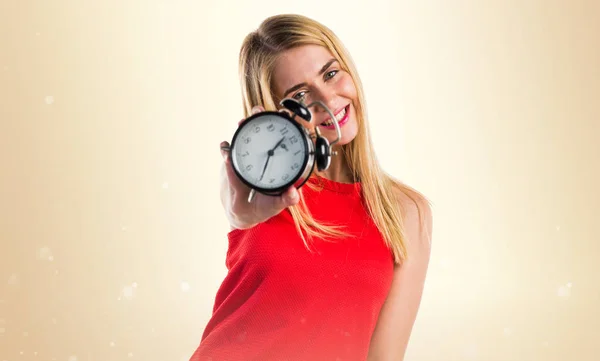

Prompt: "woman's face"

[271,44,359,146]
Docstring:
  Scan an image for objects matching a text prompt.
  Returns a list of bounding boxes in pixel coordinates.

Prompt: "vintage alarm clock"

[228,98,342,202]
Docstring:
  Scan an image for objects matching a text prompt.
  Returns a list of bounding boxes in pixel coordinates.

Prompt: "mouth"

[319,104,350,130]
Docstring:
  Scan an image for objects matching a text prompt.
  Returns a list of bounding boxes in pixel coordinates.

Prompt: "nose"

[310,86,336,115]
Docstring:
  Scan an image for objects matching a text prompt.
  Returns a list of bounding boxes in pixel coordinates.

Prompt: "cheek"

[337,74,358,100]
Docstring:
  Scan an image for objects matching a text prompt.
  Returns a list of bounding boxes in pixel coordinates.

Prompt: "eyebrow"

[281,58,338,99]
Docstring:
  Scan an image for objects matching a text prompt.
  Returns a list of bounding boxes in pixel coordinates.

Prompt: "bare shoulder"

[391,182,433,250]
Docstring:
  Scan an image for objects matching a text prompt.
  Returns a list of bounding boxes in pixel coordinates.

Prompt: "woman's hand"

[219,106,300,230]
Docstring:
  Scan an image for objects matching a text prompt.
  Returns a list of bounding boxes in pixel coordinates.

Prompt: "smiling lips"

[319,104,350,129]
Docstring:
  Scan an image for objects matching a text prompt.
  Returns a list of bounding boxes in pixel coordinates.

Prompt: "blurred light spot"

[542,341,549,347]
[503,327,512,336]
[7,273,18,285]
[23,331,28,337]
[36,32,40,36]
[0,327,5,334]
[2,66,7,71]
[20,351,24,355]
[45,96,54,105]
[181,281,191,292]
[51,318,57,324]
[162,182,169,189]
[122,226,128,232]
[122,285,135,300]
[68,356,77,361]
[37,247,53,261]
[128,352,133,357]
[132,282,138,288]
[110,341,115,347]
[555,225,560,231]
[34,351,38,356]
[558,284,571,298]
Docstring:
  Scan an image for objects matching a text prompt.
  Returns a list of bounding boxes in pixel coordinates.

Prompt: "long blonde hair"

[238,14,430,265]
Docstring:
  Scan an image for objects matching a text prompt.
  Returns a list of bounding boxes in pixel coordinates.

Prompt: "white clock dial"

[232,114,308,191]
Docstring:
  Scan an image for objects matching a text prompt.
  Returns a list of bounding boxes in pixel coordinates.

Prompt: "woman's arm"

[367,190,433,361]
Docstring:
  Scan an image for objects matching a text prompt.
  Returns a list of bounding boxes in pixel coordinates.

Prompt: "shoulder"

[390,182,433,251]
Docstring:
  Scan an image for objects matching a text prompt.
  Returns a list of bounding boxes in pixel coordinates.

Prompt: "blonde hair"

[238,14,430,264]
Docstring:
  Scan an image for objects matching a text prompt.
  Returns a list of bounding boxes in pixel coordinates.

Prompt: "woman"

[190,14,433,361]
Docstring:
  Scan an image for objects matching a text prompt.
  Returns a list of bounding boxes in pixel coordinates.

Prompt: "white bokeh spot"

[181,281,191,292]
[121,285,135,300]
[37,247,53,261]
[7,273,18,285]
[45,96,54,105]
[558,284,571,298]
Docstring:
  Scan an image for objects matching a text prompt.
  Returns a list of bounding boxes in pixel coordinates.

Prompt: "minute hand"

[259,137,286,181]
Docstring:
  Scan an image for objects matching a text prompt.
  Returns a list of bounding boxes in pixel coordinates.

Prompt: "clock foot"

[247,189,256,203]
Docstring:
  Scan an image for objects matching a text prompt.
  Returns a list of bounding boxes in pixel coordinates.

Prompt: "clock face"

[231,112,309,191]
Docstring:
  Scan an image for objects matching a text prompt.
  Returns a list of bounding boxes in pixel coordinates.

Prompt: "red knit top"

[189,175,395,361]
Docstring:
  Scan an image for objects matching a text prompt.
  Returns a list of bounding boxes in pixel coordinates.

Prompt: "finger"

[285,186,300,206]
[278,108,293,118]
[271,186,299,210]
[220,141,230,160]
[251,105,265,114]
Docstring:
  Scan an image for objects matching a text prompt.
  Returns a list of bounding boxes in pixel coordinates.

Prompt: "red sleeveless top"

[189,176,395,361]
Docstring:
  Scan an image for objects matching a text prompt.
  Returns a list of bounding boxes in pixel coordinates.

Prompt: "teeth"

[335,107,346,121]
[321,107,346,126]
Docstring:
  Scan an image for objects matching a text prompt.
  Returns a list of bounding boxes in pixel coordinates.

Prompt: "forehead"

[272,44,336,94]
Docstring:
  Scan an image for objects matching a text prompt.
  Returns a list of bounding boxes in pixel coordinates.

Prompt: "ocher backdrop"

[1,1,598,360]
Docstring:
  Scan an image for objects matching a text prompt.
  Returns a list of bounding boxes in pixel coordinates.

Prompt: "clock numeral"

[294,150,301,156]
[241,151,249,157]
[267,124,275,132]
[291,162,300,170]
[282,174,289,181]
[253,126,261,133]
[245,164,253,171]
[243,137,251,144]
[290,135,298,144]
[280,127,289,136]
[269,178,275,184]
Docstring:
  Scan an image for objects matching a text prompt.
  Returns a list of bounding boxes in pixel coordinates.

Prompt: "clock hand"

[259,137,286,181]
[270,136,286,152]
[259,150,273,181]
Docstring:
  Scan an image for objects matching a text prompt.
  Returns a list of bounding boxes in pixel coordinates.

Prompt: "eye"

[293,91,307,101]
[325,70,338,80]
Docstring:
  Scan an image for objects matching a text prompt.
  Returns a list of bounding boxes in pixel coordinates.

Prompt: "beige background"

[1,0,599,360]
